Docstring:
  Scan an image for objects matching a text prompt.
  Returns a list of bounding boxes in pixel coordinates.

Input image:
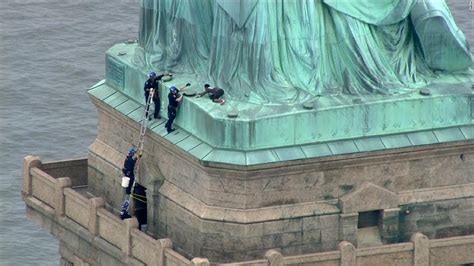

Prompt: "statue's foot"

[411,0,472,71]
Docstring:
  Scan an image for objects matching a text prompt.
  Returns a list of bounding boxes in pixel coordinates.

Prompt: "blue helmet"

[169,86,177,91]
[121,200,129,210]
[148,72,156,78]
[127,148,136,156]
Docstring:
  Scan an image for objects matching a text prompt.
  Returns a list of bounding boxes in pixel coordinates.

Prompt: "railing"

[429,235,474,266]
[283,249,340,265]
[353,242,414,266]
[64,188,89,228]
[97,208,127,250]
[22,155,474,266]
[41,158,88,187]
[30,167,57,208]
[22,155,207,266]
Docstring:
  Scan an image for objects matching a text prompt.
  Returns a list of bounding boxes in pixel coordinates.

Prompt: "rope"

[131,194,147,204]
[132,193,147,199]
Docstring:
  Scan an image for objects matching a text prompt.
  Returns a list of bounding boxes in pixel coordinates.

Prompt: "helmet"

[169,86,177,91]
[121,200,129,210]
[127,148,136,156]
[148,72,156,78]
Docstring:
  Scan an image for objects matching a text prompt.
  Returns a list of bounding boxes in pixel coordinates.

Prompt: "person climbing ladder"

[119,82,154,223]
[122,148,140,195]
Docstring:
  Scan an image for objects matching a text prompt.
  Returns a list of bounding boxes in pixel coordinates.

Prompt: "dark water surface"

[0,1,138,265]
[0,1,471,265]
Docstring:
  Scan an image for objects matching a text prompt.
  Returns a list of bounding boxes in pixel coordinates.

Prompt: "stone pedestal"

[87,90,474,262]
[102,43,474,151]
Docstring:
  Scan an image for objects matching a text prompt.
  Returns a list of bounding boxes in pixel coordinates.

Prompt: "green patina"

[89,81,474,165]
[88,0,473,165]
[136,0,471,103]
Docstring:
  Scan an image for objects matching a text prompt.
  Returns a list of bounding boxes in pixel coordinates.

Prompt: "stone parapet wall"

[22,155,204,266]
[64,188,90,228]
[41,158,88,187]
[225,234,474,265]
[429,235,474,266]
[30,167,57,209]
[22,155,474,265]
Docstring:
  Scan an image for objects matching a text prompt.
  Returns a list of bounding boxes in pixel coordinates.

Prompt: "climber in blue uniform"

[144,72,172,120]
[122,148,140,195]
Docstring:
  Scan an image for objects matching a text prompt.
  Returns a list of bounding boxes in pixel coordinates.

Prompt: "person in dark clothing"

[144,72,171,120]
[120,208,132,220]
[197,84,225,104]
[152,87,161,119]
[165,83,191,133]
[122,148,140,195]
[132,184,147,230]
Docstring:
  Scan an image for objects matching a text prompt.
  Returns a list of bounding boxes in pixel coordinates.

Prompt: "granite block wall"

[85,98,474,261]
[400,198,474,241]
[90,100,474,209]
[154,193,343,262]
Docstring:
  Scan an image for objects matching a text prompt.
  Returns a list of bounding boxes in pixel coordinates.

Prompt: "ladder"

[137,89,154,159]
[122,88,155,213]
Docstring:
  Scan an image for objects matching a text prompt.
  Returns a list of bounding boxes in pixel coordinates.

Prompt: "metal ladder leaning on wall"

[121,88,154,214]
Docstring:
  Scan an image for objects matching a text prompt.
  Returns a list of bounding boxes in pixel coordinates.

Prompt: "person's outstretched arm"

[178,83,191,91]
[197,90,208,97]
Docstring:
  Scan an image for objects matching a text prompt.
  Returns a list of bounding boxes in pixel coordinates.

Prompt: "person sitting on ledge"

[196,84,225,105]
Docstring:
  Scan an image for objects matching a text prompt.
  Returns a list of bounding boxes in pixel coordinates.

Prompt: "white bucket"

[121,176,130,188]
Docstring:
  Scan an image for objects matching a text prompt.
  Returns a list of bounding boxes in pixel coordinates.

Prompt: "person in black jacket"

[144,72,172,120]
[132,183,147,230]
[122,148,140,195]
[165,83,191,133]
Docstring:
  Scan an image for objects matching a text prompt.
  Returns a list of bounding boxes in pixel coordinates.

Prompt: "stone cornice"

[158,179,474,224]
[90,91,474,174]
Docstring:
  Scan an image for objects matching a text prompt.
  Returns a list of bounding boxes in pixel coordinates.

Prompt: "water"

[0,1,471,265]
[0,1,138,265]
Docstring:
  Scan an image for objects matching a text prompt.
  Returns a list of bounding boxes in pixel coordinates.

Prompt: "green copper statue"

[134,0,472,104]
